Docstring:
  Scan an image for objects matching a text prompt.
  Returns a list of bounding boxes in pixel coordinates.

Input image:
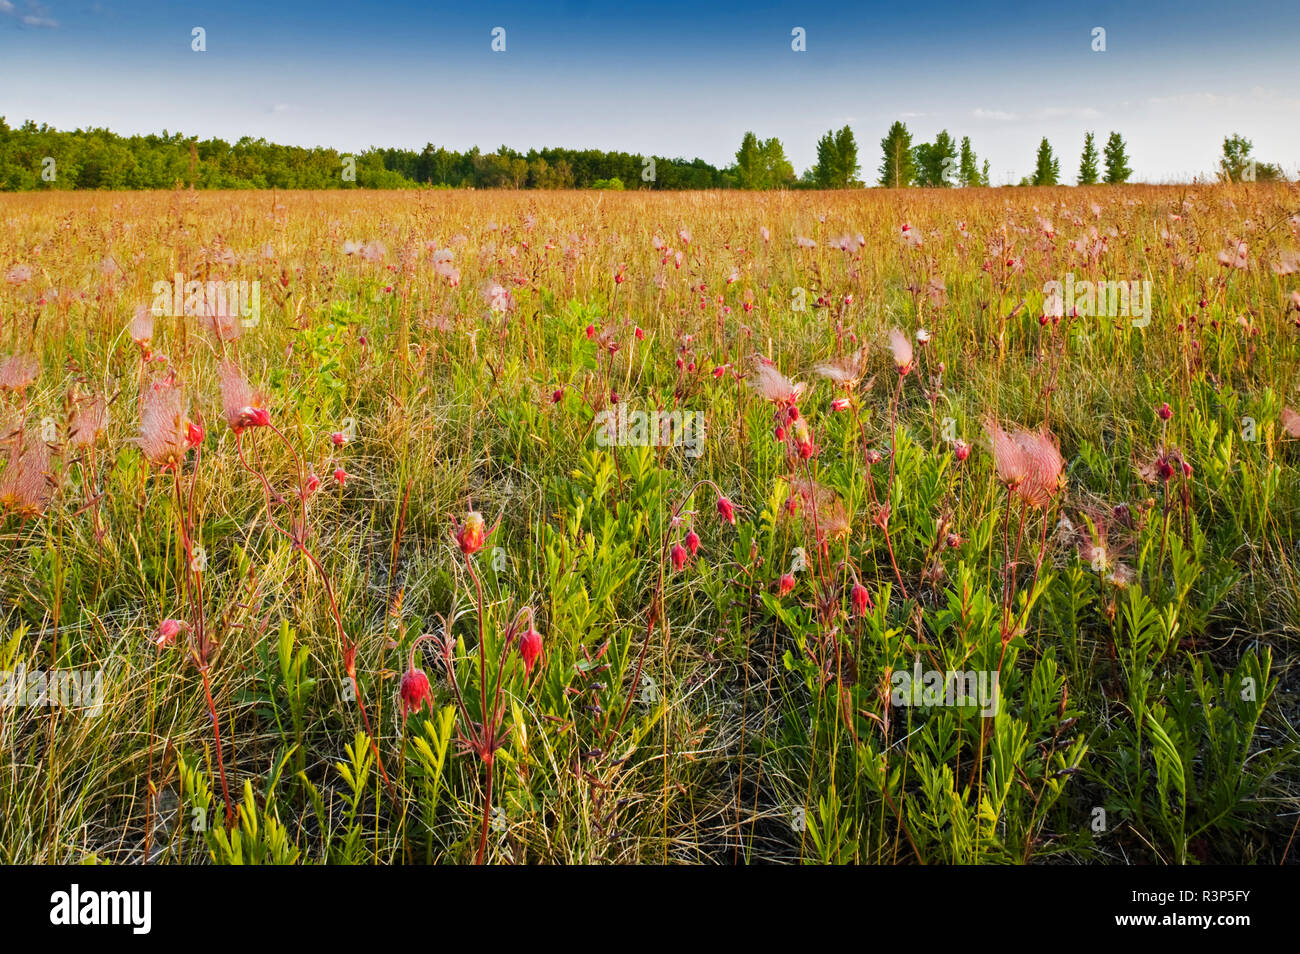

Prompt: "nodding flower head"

[333,467,348,486]
[1157,402,1173,421]
[457,510,486,555]
[850,582,871,616]
[777,572,796,597]
[685,529,700,557]
[953,440,971,462]
[399,666,433,718]
[670,542,689,572]
[156,618,184,648]
[139,375,192,469]
[219,360,270,433]
[0,352,39,392]
[0,434,53,518]
[330,430,347,447]
[551,388,564,404]
[716,495,736,525]
[518,623,543,677]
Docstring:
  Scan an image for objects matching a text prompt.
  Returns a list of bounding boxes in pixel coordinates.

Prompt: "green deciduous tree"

[814,126,860,189]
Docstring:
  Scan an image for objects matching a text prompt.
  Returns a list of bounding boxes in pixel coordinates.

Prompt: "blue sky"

[2,0,1298,182]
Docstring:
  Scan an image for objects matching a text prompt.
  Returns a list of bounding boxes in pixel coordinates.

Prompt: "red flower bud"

[156,618,182,647]
[399,667,433,718]
[518,625,543,677]
[778,572,796,596]
[716,496,735,524]
[685,529,700,556]
[670,542,689,571]
[850,582,871,616]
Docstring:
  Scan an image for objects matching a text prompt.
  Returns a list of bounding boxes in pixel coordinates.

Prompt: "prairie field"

[1,184,1299,865]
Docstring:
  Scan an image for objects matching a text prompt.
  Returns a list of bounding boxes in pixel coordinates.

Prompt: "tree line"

[0,116,1284,191]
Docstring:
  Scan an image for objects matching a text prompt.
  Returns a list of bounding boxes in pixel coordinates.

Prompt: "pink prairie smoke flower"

[985,419,1030,490]
[850,582,871,616]
[139,377,191,469]
[749,360,805,406]
[1281,406,1300,439]
[716,496,736,524]
[888,329,914,374]
[218,360,270,433]
[156,619,183,648]
[1157,402,1173,421]
[670,542,689,572]
[333,467,348,486]
[68,394,108,449]
[1217,241,1247,270]
[399,666,433,718]
[953,440,971,462]
[0,434,53,518]
[129,305,155,349]
[997,426,1065,508]
[0,353,39,392]
[777,573,796,596]
[330,431,347,447]
[457,511,486,555]
[186,421,204,448]
[830,397,850,412]
[685,529,700,557]
[815,349,869,389]
[1272,250,1300,276]
[518,624,543,676]
[484,282,514,315]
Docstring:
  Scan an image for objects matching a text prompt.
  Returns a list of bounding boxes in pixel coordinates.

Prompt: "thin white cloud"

[1144,87,1300,111]
[972,106,1101,122]
[0,0,15,13]
[23,14,58,26]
